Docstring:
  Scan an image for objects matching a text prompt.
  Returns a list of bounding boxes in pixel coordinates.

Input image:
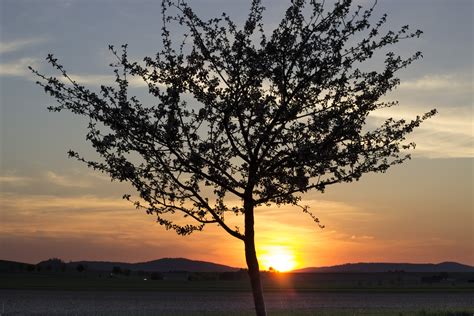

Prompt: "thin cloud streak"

[0,193,133,215]
[0,61,149,88]
[0,38,48,54]
[411,129,473,158]
[60,73,149,88]
[0,58,39,77]
[370,106,473,158]
[399,74,472,93]
[45,171,92,188]
[0,175,32,186]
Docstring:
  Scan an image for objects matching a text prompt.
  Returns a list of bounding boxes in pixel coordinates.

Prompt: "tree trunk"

[244,199,267,316]
[245,238,266,316]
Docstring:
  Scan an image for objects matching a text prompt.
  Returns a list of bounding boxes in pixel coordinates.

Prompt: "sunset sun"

[259,246,297,272]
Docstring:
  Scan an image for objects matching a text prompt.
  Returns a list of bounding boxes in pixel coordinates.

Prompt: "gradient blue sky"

[0,0,472,268]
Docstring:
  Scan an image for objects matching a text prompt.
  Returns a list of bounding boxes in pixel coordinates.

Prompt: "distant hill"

[2,258,473,274]
[293,262,474,273]
[2,258,238,273]
[68,258,239,272]
[133,258,239,272]
[0,259,35,272]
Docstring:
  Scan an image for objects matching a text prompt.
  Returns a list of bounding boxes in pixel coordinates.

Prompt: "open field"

[1,272,473,315]
[2,271,474,292]
[1,289,473,315]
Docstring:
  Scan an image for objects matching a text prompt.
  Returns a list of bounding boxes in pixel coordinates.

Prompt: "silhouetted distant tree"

[112,266,122,275]
[31,0,435,314]
[76,264,85,273]
[26,264,35,272]
[40,258,66,272]
[150,272,163,280]
[219,270,248,281]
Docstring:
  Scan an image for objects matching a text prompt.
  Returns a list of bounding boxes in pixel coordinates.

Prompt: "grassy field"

[21,310,470,316]
[1,289,473,315]
[1,272,473,315]
[186,311,474,316]
[171,310,474,316]
[2,271,474,292]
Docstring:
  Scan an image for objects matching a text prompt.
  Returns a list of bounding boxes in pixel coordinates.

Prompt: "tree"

[76,264,85,273]
[31,0,435,314]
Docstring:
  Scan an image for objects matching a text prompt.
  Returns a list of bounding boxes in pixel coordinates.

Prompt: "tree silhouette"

[31,0,435,314]
[112,266,122,275]
[76,264,85,273]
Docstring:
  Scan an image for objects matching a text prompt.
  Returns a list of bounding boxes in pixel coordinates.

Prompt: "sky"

[0,0,473,270]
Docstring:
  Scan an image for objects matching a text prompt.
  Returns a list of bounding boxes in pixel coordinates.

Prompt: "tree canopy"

[31,0,435,314]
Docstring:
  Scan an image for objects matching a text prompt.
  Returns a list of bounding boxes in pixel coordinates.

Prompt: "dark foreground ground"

[1,289,473,315]
[1,272,473,315]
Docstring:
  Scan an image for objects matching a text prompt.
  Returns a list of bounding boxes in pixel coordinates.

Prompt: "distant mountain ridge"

[293,262,474,273]
[2,258,473,273]
[42,257,239,272]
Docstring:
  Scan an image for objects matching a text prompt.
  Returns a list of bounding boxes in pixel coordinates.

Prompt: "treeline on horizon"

[3,258,474,290]
[3,257,474,274]
[0,258,251,281]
